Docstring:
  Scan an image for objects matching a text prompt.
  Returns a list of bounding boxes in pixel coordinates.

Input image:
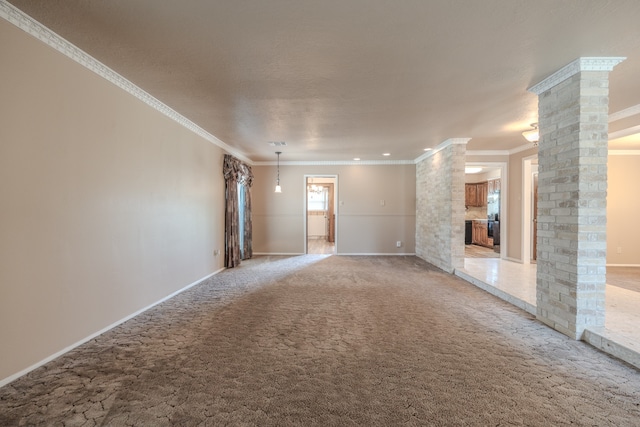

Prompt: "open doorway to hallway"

[464,163,506,259]
[305,175,337,254]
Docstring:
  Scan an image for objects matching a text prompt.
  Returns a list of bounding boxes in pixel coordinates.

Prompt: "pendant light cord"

[276,151,281,185]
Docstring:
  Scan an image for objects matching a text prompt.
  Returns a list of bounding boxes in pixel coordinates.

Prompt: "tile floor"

[457,258,640,369]
[307,238,335,255]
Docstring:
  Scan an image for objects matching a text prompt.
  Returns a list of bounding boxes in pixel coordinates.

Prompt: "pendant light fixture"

[274,151,282,193]
[522,123,539,146]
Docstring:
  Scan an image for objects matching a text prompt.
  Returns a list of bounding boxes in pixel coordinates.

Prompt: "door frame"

[303,174,338,254]
[464,161,508,259]
[522,155,538,264]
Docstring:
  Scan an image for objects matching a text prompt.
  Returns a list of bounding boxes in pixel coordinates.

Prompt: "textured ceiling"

[7,0,640,162]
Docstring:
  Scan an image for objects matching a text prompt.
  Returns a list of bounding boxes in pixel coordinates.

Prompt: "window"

[308,186,328,211]
[237,182,245,258]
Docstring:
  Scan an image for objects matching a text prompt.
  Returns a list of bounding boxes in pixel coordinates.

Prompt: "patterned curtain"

[223,154,253,268]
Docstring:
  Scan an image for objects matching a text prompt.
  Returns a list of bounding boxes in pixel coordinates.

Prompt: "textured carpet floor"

[1,255,639,426]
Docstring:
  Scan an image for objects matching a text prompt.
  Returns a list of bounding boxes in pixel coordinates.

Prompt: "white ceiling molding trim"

[609,104,640,123]
[466,150,511,157]
[609,125,640,140]
[413,138,471,163]
[609,150,640,156]
[528,57,626,96]
[253,160,415,166]
[0,1,252,164]
[508,143,539,155]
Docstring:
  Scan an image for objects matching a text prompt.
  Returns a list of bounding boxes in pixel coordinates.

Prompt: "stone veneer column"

[415,138,468,273]
[529,57,625,340]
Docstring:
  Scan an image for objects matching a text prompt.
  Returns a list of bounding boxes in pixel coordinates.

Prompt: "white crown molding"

[0,1,252,165]
[528,57,626,95]
[609,104,640,123]
[508,143,539,155]
[608,150,640,156]
[446,138,472,145]
[412,153,429,163]
[466,149,511,157]
[413,138,471,163]
[609,124,640,140]
[254,160,415,166]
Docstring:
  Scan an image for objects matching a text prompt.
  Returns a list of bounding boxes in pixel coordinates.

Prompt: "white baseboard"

[0,268,225,388]
[253,252,417,256]
[503,256,525,264]
[339,253,417,256]
[252,252,304,256]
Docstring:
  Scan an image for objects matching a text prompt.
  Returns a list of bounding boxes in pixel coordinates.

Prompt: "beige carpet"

[1,255,639,426]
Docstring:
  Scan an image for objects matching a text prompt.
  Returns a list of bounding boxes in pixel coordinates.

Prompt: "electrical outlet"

[380,199,385,206]
[617,247,622,254]
[214,249,220,256]
[396,241,402,248]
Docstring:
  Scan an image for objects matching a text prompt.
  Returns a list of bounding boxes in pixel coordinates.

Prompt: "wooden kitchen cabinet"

[488,178,501,194]
[476,182,488,206]
[465,182,488,207]
[471,220,492,247]
[465,184,477,206]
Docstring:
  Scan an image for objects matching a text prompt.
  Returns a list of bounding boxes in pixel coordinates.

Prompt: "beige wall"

[0,20,225,383]
[607,154,640,265]
[252,164,416,254]
[505,148,538,261]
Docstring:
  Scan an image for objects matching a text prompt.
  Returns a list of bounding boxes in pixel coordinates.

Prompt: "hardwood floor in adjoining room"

[465,244,499,259]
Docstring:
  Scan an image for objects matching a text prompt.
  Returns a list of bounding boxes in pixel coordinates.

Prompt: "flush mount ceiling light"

[465,167,483,174]
[268,141,287,147]
[522,123,539,146]
[274,151,282,193]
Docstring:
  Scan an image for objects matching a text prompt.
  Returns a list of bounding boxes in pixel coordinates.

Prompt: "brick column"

[415,138,468,273]
[528,57,624,339]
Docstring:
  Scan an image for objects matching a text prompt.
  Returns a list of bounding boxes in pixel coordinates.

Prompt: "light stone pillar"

[528,57,625,340]
[415,138,468,273]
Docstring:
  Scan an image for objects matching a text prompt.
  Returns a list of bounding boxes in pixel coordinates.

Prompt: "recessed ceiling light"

[383,153,391,156]
[465,167,483,174]
[354,157,360,161]
[424,148,432,151]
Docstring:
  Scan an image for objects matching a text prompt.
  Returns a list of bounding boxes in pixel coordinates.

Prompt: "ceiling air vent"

[268,141,287,147]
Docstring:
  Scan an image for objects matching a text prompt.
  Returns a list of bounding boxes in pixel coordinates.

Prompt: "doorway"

[463,162,507,259]
[305,175,337,254]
